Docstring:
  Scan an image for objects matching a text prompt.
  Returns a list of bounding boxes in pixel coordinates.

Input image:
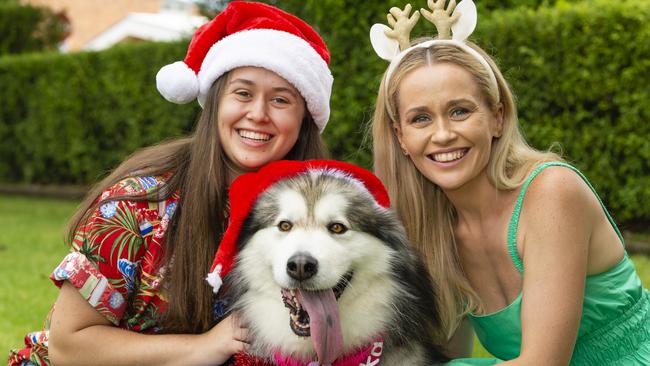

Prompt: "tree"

[0,1,68,55]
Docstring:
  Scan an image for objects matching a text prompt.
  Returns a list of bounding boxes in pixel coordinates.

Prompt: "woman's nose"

[430,120,456,144]
[246,98,269,123]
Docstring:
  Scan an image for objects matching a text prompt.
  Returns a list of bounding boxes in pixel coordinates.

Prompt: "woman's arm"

[443,317,474,358]
[502,167,597,366]
[49,281,248,366]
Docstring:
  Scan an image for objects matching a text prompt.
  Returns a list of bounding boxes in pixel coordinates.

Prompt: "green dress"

[448,162,650,365]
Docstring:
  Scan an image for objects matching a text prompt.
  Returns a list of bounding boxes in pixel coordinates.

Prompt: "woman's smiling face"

[218,66,306,173]
[394,62,503,192]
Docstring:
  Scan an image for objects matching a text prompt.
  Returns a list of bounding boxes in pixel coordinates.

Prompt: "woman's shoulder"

[522,163,601,221]
[101,172,175,201]
[93,173,179,223]
[527,163,584,191]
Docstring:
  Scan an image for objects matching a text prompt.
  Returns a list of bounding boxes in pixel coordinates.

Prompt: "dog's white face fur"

[230,170,404,359]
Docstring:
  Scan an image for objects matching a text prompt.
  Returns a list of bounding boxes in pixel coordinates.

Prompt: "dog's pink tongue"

[296,289,343,365]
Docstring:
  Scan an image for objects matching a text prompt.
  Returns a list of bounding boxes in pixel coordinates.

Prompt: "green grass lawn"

[0,195,77,358]
[1,194,649,360]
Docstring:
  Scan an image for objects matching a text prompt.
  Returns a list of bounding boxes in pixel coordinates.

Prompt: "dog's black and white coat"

[222,169,448,365]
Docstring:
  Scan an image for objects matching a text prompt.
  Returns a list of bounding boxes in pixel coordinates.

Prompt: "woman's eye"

[278,221,293,232]
[272,97,289,104]
[327,222,348,234]
[235,90,251,98]
[450,108,470,119]
[411,114,430,124]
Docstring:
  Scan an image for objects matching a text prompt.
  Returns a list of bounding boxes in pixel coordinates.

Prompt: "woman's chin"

[424,172,470,192]
[233,157,277,172]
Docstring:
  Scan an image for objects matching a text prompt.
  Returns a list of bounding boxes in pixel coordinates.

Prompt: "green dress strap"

[506,161,624,273]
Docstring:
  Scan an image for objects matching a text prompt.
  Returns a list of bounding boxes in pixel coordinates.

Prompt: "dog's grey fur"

[222,169,447,365]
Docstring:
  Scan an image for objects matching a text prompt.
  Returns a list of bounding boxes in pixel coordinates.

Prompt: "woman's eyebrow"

[447,98,475,107]
[229,79,298,97]
[272,86,299,97]
[404,106,429,115]
[229,78,254,85]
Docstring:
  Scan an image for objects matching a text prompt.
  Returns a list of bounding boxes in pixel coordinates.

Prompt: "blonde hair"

[371,40,562,340]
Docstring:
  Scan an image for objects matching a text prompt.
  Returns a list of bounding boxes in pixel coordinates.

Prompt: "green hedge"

[0,0,649,223]
[475,0,554,12]
[0,3,66,55]
[0,41,199,184]
[477,0,650,223]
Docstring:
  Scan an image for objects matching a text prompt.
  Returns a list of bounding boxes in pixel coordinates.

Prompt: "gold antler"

[384,4,420,51]
[420,0,460,40]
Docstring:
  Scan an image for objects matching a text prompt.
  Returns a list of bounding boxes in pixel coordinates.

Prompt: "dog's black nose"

[286,253,318,280]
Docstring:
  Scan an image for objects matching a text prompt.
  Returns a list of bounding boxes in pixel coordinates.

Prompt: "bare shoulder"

[522,165,601,221]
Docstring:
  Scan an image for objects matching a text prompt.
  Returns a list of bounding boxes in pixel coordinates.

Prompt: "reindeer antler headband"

[370,0,498,92]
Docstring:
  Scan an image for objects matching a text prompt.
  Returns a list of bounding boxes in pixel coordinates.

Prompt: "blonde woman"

[370,1,649,365]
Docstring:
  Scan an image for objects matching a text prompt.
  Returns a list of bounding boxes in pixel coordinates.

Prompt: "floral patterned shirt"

[9,174,179,366]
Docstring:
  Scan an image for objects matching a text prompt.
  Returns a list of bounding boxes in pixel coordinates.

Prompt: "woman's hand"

[192,313,250,366]
[50,281,251,366]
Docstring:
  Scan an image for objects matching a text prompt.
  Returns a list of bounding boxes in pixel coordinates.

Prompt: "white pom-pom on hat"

[206,264,223,294]
[155,61,199,104]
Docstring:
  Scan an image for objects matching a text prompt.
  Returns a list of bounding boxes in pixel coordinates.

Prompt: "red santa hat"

[206,160,391,293]
[156,1,333,131]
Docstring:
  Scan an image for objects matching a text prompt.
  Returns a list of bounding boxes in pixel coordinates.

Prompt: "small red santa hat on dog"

[156,1,333,131]
[206,160,391,294]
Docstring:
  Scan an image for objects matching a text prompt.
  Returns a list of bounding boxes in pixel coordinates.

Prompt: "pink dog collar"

[273,338,384,366]
[232,338,384,366]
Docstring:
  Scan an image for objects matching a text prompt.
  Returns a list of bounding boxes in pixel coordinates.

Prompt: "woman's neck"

[225,162,251,185]
[444,170,506,226]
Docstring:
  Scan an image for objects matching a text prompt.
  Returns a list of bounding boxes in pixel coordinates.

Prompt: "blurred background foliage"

[0,0,648,226]
[0,0,67,55]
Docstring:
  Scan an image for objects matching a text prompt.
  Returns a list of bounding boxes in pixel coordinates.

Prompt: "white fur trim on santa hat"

[205,264,223,294]
[197,29,333,132]
[156,61,200,104]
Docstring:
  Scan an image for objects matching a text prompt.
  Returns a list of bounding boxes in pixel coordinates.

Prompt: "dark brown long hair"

[67,71,329,333]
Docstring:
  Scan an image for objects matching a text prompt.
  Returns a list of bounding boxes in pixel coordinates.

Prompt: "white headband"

[369,0,498,92]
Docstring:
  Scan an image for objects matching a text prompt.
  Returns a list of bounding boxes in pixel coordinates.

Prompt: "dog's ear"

[235,214,257,250]
[236,194,279,251]
[358,207,409,251]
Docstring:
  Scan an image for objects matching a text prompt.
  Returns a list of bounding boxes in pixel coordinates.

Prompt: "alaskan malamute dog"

[223,168,447,365]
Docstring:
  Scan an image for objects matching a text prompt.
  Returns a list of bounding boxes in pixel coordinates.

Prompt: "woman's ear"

[393,122,409,156]
[493,103,504,138]
[392,122,402,138]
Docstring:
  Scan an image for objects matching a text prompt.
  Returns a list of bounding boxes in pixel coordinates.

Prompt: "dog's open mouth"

[281,271,353,337]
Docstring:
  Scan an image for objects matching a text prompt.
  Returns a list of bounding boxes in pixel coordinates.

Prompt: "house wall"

[21,0,161,51]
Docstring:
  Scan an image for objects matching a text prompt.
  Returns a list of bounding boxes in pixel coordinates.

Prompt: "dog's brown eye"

[328,222,347,234]
[278,221,293,232]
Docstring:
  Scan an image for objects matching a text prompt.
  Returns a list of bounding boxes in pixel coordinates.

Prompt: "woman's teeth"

[239,129,271,141]
[432,149,466,162]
